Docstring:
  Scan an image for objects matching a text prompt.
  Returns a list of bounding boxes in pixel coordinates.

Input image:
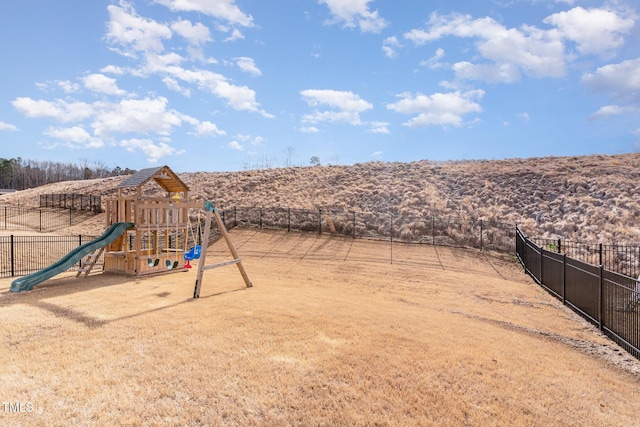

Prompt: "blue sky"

[0,0,638,172]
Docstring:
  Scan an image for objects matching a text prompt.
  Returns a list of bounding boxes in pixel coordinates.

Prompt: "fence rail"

[40,193,102,213]
[533,237,640,279]
[0,234,99,278]
[1,206,513,278]
[225,206,515,252]
[0,205,96,232]
[517,226,640,360]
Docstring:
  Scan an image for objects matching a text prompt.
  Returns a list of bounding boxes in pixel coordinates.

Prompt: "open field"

[1,229,640,426]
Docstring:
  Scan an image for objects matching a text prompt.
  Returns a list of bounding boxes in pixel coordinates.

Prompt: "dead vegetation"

[1,229,640,426]
[2,153,639,244]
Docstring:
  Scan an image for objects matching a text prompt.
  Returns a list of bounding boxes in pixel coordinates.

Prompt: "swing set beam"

[193,202,252,298]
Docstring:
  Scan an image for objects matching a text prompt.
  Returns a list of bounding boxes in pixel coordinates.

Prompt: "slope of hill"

[1,153,639,244]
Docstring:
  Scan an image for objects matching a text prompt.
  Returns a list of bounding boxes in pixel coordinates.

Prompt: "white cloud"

[404,13,567,82]
[0,121,18,131]
[543,7,634,56]
[143,52,185,74]
[162,77,191,96]
[12,97,94,123]
[371,150,382,158]
[44,126,103,149]
[517,112,530,122]
[420,48,446,69]
[300,89,372,112]
[382,36,401,59]
[154,0,254,27]
[83,73,127,96]
[228,140,243,150]
[192,121,226,137]
[57,80,80,93]
[171,19,212,45]
[162,65,272,116]
[105,3,172,56]
[120,137,184,163]
[103,3,270,118]
[588,105,635,120]
[91,97,182,137]
[319,0,388,33]
[232,134,263,145]
[368,121,390,134]
[235,57,262,76]
[403,7,635,84]
[224,27,245,42]
[300,126,319,133]
[251,136,265,145]
[300,89,373,126]
[582,58,640,104]
[101,65,125,75]
[386,90,484,128]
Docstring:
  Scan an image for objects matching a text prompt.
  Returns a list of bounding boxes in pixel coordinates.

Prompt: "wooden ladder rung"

[76,247,105,278]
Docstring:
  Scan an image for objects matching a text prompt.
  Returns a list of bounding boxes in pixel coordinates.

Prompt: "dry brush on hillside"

[2,153,639,245]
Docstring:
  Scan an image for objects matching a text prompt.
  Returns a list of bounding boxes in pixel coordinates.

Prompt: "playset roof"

[116,165,189,195]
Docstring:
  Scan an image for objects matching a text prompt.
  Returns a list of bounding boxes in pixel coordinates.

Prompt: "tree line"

[0,158,136,191]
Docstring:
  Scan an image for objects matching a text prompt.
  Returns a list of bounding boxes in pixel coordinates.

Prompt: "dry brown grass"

[2,229,640,426]
[3,153,640,245]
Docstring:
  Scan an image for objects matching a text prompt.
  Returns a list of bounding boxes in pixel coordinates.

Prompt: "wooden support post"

[193,202,252,298]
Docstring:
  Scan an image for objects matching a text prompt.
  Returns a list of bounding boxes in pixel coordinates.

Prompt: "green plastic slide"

[10,222,134,293]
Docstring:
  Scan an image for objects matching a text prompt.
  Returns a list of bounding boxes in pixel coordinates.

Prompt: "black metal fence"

[516,226,640,360]
[40,193,102,213]
[0,234,98,278]
[223,206,515,252]
[0,205,96,232]
[533,237,640,279]
[0,206,514,279]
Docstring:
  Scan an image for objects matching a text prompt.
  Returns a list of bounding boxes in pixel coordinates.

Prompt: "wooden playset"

[103,165,199,276]
[102,166,252,293]
[10,165,251,294]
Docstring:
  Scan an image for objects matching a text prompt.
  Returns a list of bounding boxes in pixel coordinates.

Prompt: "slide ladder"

[76,247,105,278]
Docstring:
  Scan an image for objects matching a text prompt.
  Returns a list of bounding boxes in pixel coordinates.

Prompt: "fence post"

[599,243,603,267]
[318,209,322,235]
[540,244,544,286]
[39,209,42,232]
[523,235,528,274]
[599,265,604,331]
[234,206,237,227]
[562,253,566,305]
[432,215,435,245]
[480,220,483,251]
[10,234,15,277]
[390,214,393,265]
[79,235,83,268]
[352,211,356,239]
[69,207,73,226]
[558,239,561,254]
[259,207,263,229]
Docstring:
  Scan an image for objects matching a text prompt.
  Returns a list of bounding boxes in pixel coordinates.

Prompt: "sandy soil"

[1,229,639,426]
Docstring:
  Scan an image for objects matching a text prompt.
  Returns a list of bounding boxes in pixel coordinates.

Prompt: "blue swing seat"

[184,245,202,261]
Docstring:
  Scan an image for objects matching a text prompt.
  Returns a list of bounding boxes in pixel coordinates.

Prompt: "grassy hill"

[2,153,639,244]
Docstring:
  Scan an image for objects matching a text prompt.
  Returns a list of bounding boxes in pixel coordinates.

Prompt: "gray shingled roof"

[116,165,189,194]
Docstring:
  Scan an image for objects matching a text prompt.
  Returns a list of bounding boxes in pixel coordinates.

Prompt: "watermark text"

[2,402,34,413]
